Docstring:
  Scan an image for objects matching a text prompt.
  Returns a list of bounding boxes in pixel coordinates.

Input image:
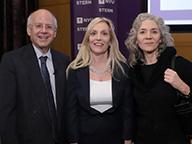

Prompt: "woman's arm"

[66,69,79,143]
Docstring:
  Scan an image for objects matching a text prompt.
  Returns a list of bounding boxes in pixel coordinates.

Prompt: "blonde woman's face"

[136,19,161,55]
[88,21,111,56]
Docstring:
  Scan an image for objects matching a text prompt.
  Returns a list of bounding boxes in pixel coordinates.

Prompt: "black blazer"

[66,66,133,143]
[0,44,69,144]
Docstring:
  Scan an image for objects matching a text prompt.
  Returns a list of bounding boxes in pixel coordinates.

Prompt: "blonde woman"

[65,17,133,144]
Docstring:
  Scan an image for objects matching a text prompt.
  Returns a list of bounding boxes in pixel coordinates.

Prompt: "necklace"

[89,66,110,75]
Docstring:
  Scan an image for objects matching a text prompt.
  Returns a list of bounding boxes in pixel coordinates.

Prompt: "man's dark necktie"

[39,56,58,140]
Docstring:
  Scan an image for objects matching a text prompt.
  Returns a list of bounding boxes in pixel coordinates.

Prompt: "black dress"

[130,47,192,144]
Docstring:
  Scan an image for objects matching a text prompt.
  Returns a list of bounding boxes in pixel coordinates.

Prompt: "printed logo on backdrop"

[76,0,92,5]
[71,0,118,57]
[98,0,115,5]
[76,17,83,24]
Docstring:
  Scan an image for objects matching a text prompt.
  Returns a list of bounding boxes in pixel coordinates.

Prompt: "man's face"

[27,10,57,52]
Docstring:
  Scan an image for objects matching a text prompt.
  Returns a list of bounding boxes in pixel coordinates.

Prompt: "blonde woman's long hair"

[67,17,127,78]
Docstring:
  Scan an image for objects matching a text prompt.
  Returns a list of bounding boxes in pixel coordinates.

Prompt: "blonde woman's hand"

[164,68,190,95]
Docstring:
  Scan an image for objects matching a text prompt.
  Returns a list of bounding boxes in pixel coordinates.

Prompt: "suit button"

[33,110,37,114]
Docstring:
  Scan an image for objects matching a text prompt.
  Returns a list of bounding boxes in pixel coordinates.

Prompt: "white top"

[90,79,112,113]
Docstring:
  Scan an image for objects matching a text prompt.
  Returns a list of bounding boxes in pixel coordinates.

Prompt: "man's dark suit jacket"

[0,44,69,144]
[66,66,134,144]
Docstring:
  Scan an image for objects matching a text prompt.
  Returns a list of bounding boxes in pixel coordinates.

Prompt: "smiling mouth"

[38,35,49,40]
[94,43,103,46]
[145,42,154,45]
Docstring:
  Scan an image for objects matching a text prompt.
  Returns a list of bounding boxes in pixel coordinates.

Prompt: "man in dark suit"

[0,9,69,144]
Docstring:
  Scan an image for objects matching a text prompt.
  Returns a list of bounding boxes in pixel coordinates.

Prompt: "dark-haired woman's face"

[136,19,161,55]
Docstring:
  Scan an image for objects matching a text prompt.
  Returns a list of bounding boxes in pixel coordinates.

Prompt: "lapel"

[22,44,51,123]
[111,78,119,109]
[77,67,92,110]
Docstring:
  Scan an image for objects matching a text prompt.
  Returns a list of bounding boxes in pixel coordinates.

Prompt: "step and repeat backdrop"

[70,0,140,58]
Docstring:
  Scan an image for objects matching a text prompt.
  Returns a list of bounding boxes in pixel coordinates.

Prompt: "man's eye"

[35,24,42,28]
[46,25,54,30]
